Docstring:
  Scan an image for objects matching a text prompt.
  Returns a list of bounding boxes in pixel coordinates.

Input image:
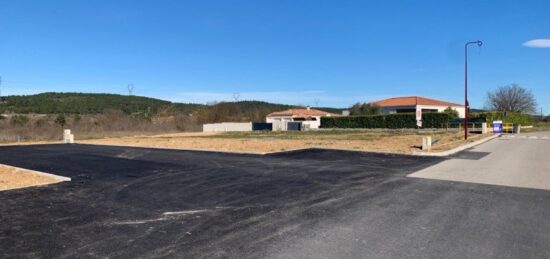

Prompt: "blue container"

[492,120,503,133]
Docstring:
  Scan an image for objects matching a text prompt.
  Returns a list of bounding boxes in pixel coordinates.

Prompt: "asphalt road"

[1,143,550,258]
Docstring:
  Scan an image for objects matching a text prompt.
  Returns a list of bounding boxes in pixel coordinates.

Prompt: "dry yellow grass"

[0,164,61,191]
[80,130,491,154]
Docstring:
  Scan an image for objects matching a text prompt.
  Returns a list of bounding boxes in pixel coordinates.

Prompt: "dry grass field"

[80,130,491,154]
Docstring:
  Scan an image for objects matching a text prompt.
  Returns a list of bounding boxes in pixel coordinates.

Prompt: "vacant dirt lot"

[79,130,491,154]
[0,164,61,191]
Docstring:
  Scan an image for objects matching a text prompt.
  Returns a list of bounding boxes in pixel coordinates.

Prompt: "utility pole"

[127,84,134,95]
[464,40,483,140]
[0,76,2,99]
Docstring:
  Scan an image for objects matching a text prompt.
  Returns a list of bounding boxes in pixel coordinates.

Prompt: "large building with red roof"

[372,96,465,118]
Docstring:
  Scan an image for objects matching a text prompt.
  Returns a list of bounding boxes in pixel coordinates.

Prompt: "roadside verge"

[0,164,71,191]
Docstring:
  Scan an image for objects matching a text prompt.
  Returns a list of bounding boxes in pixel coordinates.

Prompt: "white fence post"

[63,129,74,144]
[422,136,432,151]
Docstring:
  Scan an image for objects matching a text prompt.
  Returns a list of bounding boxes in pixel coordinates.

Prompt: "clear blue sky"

[1,0,549,112]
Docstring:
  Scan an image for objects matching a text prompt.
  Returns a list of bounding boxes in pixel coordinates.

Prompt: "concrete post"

[481,122,488,134]
[422,136,432,151]
[514,124,521,134]
[63,129,74,144]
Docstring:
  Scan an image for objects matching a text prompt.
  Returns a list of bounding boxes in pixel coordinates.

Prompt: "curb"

[412,134,501,157]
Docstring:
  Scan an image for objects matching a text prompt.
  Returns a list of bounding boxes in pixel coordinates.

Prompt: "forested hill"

[0,92,343,117]
[0,93,190,114]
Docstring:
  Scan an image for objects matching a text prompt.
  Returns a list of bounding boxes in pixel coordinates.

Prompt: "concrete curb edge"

[412,134,501,157]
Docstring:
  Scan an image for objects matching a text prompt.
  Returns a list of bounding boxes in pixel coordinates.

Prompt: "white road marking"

[163,209,212,215]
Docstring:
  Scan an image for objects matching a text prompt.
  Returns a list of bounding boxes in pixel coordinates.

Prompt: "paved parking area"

[1,143,550,258]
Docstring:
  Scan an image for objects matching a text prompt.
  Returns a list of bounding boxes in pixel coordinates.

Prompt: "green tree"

[443,106,459,119]
[349,103,381,116]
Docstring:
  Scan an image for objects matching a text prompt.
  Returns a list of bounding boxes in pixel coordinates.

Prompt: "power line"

[127,84,135,95]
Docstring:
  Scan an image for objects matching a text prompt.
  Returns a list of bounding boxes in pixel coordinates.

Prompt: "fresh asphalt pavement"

[1,142,550,258]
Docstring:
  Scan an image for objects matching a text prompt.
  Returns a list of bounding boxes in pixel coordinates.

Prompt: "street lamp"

[464,40,483,140]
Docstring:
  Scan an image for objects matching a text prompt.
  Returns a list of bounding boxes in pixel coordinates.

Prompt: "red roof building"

[373,96,463,108]
[372,96,465,118]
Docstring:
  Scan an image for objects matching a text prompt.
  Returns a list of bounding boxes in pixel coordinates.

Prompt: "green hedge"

[321,113,451,129]
[471,112,533,125]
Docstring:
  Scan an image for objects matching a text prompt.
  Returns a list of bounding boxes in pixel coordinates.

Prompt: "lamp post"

[464,40,483,140]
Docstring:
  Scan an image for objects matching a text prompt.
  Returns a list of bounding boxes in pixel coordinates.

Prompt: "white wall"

[266,115,322,130]
[267,116,292,131]
[203,122,252,132]
[417,105,466,118]
[382,105,466,118]
[301,116,321,129]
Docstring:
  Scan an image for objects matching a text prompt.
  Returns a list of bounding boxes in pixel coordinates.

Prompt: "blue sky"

[0,0,549,112]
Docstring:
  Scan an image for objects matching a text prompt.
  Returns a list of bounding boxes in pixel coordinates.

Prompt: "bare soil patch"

[79,130,491,154]
[0,164,62,191]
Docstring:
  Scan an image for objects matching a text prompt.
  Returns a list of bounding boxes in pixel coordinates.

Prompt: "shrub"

[423,113,452,128]
[471,112,533,125]
[55,114,66,127]
[443,106,459,119]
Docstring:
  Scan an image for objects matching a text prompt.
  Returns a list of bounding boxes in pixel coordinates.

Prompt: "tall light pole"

[464,40,483,140]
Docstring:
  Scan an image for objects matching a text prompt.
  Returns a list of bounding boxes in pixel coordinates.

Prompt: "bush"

[321,112,451,129]
[55,114,66,127]
[443,106,459,119]
[423,113,452,128]
[471,112,533,125]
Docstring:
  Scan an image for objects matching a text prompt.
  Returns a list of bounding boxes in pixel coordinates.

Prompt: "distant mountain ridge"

[0,92,343,117]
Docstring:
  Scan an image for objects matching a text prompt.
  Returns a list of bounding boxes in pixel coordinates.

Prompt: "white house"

[266,107,339,130]
[372,96,466,118]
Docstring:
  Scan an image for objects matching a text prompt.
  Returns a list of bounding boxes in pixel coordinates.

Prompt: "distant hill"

[0,93,343,120]
[0,92,204,114]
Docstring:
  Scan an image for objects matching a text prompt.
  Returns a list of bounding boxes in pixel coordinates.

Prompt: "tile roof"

[373,96,463,107]
[266,108,339,117]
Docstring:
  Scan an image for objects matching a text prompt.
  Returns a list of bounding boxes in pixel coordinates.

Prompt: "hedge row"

[320,113,451,129]
[471,112,533,126]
